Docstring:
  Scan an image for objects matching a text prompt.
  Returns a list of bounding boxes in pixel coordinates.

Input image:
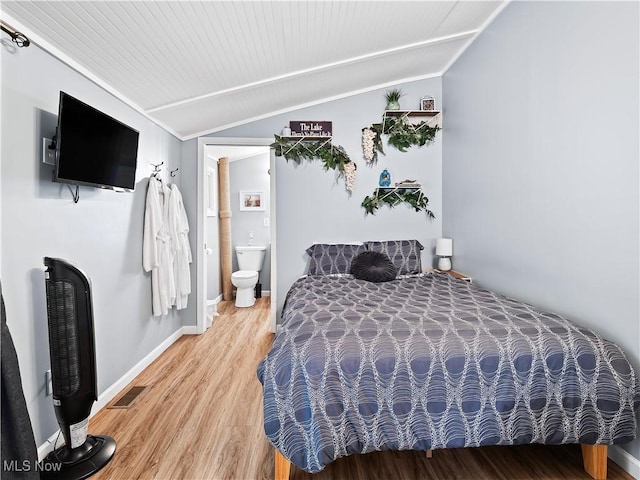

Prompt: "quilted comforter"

[257,273,639,473]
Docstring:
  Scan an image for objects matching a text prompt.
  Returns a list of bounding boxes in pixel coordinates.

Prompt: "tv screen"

[54,92,139,190]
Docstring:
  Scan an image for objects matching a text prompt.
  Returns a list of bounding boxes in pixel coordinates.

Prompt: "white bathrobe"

[143,177,175,316]
[169,184,192,310]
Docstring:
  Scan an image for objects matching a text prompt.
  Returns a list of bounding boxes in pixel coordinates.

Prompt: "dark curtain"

[1,282,39,479]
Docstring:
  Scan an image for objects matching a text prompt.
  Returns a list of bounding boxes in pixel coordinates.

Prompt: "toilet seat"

[232,270,258,280]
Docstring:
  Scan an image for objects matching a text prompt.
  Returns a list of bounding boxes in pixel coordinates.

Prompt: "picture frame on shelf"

[239,191,265,211]
[420,96,436,111]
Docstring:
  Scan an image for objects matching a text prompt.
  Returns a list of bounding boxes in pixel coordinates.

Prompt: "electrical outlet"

[42,138,56,165]
[45,370,52,396]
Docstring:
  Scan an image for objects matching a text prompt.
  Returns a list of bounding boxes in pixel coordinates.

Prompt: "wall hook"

[150,162,163,174]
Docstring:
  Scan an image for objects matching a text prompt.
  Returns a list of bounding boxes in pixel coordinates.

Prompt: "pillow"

[350,251,397,283]
[305,243,366,275]
[364,240,424,275]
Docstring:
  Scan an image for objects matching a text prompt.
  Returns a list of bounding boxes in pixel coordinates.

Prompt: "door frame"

[196,136,276,334]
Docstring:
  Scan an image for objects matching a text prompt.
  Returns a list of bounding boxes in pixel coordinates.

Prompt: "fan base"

[41,435,116,480]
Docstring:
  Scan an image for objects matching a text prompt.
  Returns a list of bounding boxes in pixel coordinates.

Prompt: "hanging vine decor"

[361,187,435,217]
[383,116,440,152]
[271,135,356,192]
[362,124,384,164]
[361,115,441,158]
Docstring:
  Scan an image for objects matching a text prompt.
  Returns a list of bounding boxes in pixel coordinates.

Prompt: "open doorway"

[196,137,276,334]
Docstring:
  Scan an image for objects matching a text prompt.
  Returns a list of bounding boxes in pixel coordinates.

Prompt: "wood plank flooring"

[89,298,634,480]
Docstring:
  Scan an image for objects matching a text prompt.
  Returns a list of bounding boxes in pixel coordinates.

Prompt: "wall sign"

[289,121,332,137]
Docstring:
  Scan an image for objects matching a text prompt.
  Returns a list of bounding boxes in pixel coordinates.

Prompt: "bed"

[257,242,640,480]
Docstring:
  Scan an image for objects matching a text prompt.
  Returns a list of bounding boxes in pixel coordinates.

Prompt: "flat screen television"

[54,91,139,190]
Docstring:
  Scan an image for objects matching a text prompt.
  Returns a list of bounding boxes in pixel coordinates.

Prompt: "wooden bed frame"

[274,444,608,480]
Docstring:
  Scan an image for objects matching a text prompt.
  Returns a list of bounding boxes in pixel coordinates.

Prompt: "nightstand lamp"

[436,238,453,271]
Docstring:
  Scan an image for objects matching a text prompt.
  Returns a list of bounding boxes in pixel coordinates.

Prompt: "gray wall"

[229,153,271,291]
[209,78,443,317]
[2,44,185,444]
[443,0,639,460]
[180,138,198,326]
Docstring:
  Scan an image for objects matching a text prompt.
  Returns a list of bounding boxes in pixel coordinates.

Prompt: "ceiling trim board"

[0,12,182,140]
[147,30,477,114]
[441,0,513,75]
[207,149,270,163]
[181,72,443,141]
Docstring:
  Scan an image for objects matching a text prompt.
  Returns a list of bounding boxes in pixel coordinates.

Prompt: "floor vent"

[108,386,148,409]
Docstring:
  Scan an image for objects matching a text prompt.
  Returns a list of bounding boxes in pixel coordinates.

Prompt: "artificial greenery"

[363,116,440,158]
[271,135,356,192]
[271,135,353,174]
[382,116,440,152]
[384,88,404,104]
[361,187,435,217]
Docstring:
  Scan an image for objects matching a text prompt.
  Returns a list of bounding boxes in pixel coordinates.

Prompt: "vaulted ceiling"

[2,1,506,140]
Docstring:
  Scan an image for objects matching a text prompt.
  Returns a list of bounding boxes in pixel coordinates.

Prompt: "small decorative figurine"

[379,169,391,187]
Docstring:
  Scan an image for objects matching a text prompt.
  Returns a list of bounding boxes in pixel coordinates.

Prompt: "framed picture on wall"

[239,191,265,211]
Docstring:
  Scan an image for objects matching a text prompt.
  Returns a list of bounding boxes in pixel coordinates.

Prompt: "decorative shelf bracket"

[271,135,355,192]
[282,136,332,157]
[381,110,442,132]
[361,186,435,217]
[362,110,442,160]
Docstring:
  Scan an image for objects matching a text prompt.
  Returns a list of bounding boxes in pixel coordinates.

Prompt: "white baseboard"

[182,325,199,335]
[93,327,185,412]
[207,294,223,306]
[38,430,62,461]
[37,326,189,460]
[609,445,640,479]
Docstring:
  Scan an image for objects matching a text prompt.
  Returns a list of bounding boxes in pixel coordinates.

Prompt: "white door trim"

[196,137,275,334]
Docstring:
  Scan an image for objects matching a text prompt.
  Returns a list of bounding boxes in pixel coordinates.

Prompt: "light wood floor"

[90,298,634,480]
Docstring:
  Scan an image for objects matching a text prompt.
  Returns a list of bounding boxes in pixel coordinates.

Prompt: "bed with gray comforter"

[257,272,639,473]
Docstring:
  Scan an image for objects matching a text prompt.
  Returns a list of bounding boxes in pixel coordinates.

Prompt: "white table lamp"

[436,238,453,271]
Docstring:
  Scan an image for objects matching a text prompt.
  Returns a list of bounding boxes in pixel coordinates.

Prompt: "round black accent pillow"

[350,251,397,283]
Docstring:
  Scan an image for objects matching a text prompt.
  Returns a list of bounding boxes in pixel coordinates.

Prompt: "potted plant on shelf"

[385,89,403,111]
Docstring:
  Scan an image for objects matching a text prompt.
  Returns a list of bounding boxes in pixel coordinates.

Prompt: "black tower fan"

[41,257,115,479]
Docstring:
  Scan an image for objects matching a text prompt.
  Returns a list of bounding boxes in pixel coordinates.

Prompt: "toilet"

[231,245,266,308]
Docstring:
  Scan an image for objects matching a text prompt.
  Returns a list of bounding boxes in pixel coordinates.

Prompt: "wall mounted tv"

[53,91,139,190]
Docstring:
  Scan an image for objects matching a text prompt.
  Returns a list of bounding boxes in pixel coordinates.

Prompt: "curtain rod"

[1,20,30,48]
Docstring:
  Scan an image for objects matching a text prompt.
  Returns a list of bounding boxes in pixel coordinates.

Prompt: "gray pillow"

[350,251,397,282]
[364,239,424,275]
[306,243,366,275]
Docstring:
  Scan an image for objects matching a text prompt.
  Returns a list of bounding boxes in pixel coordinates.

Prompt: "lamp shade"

[435,238,453,257]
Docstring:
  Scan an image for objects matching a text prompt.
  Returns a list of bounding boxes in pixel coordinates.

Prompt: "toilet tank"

[235,245,266,271]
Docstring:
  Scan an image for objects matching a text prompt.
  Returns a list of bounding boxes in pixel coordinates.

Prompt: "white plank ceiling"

[2,1,506,140]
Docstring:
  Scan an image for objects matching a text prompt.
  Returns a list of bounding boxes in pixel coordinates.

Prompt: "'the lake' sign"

[289,121,332,137]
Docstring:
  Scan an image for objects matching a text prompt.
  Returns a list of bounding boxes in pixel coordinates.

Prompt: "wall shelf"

[382,110,442,131]
[361,186,435,217]
[270,134,354,192]
[276,136,332,157]
[383,110,441,117]
[279,135,332,140]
